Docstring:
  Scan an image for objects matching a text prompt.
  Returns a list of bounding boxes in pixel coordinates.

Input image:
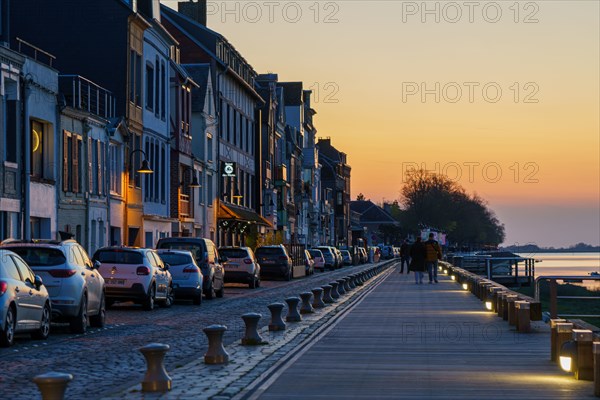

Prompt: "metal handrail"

[534,275,600,319]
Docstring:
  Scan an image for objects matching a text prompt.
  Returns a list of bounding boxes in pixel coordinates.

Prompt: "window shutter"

[97,141,103,196]
[88,138,93,193]
[73,136,80,193]
[63,130,70,192]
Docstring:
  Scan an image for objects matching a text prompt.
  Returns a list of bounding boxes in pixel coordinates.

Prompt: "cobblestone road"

[0,262,394,399]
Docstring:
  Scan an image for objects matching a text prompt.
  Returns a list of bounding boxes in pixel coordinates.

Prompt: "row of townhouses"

[0,0,355,256]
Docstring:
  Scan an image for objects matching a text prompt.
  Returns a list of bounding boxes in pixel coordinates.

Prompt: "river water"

[516,252,600,277]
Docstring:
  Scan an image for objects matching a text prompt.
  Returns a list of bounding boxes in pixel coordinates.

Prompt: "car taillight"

[243,258,253,264]
[183,266,199,273]
[0,281,7,296]
[48,269,77,278]
[136,266,151,275]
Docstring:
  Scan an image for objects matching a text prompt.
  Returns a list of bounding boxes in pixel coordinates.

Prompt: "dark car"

[254,245,292,281]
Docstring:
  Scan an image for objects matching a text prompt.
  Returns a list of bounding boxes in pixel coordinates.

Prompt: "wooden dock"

[252,269,595,399]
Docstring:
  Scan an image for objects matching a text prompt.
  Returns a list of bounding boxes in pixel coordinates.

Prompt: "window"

[161,61,166,120]
[207,134,213,163]
[31,120,44,178]
[155,59,160,115]
[160,146,166,202]
[207,174,213,207]
[129,50,142,106]
[5,98,17,163]
[146,63,154,111]
[109,143,122,195]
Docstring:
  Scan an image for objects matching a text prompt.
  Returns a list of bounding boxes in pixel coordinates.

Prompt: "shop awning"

[217,201,273,228]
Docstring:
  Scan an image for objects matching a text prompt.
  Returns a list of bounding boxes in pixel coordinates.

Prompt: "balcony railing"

[59,75,115,119]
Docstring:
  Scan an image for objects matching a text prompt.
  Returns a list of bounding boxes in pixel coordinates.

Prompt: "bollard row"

[32,264,392,398]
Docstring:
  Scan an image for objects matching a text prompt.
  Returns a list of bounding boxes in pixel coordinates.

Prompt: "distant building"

[350,200,399,246]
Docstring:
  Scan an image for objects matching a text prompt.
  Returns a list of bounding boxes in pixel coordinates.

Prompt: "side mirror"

[93,260,101,270]
[34,275,44,290]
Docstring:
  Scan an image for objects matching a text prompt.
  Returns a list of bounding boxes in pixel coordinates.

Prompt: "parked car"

[308,249,325,272]
[340,250,353,266]
[333,248,343,268]
[254,245,292,280]
[303,250,315,276]
[92,247,172,310]
[2,239,105,333]
[381,245,394,260]
[0,249,51,347]
[358,247,368,264]
[314,246,337,270]
[156,250,203,305]
[155,238,225,299]
[218,246,260,289]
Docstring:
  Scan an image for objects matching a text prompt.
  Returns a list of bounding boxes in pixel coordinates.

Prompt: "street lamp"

[124,148,153,246]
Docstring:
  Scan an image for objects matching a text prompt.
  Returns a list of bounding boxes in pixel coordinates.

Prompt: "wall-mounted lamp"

[189,171,201,188]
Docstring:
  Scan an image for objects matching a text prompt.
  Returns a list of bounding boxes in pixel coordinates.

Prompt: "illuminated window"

[31,121,44,178]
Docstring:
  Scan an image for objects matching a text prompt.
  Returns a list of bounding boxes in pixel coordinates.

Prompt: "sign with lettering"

[221,161,236,178]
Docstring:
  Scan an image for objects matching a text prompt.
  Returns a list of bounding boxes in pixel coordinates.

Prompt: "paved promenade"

[107,266,595,399]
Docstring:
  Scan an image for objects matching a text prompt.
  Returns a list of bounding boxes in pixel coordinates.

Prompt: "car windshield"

[6,247,66,267]
[158,253,192,266]
[219,248,248,259]
[316,248,332,255]
[255,247,284,256]
[158,243,203,260]
[94,250,144,264]
[309,250,322,257]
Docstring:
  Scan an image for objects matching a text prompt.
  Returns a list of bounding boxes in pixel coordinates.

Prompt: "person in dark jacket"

[425,233,443,283]
[409,237,426,284]
[399,239,411,274]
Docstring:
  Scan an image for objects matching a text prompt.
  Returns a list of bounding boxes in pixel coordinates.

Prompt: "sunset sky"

[165,1,599,248]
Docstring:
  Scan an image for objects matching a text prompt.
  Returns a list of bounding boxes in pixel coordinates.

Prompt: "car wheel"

[205,281,215,300]
[32,303,51,340]
[90,294,106,328]
[143,285,156,311]
[249,276,257,289]
[160,285,173,308]
[256,277,261,288]
[215,282,224,298]
[70,295,88,334]
[192,292,203,305]
[0,306,16,347]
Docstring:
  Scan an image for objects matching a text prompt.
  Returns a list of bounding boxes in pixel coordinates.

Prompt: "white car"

[0,249,51,347]
[156,250,204,305]
[308,249,325,272]
[93,247,173,311]
[2,239,105,333]
[218,247,260,289]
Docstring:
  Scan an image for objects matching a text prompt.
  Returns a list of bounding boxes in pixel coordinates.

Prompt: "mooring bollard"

[497,291,508,318]
[299,292,314,314]
[268,303,287,331]
[555,322,574,365]
[322,285,334,304]
[33,372,73,400]
[329,281,340,300]
[241,313,266,345]
[312,287,326,308]
[343,277,352,291]
[357,272,365,285]
[336,279,347,295]
[348,275,357,289]
[203,325,229,364]
[515,301,531,332]
[550,319,567,361]
[488,287,502,312]
[285,297,302,322]
[139,343,172,392]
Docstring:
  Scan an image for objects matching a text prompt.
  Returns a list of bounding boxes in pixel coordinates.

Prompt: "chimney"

[0,0,9,46]
[178,0,207,26]
[138,0,161,22]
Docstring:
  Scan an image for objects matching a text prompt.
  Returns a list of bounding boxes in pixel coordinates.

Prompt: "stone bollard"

[203,325,230,364]
[572,329,594,380]
[336,279,347,295]
[285,297,302,322]
[33,372,73,400]
[593,342,600,396]
[329,281,340,300]
[555,323,574,365]
[241,313,266,345]
[322,285,335,304]
[348,275,357,289]
[312,287,327,308]
[506,295,519,326]
[515,301,531,332]
[550,319,567,361]
[357,272,365,285]
[343,277,352,291]
[139,343,172,392]
[268,303,287,331]
[299,292,314,314]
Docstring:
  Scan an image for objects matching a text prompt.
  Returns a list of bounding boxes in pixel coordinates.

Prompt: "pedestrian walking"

[424,233,443,283]
[399,239,411,273]
[409,237,426,284]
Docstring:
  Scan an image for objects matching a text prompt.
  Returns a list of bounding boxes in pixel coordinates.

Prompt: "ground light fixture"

[462,283,468,290]
[450,275,456,281]
[560,340,577,372]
